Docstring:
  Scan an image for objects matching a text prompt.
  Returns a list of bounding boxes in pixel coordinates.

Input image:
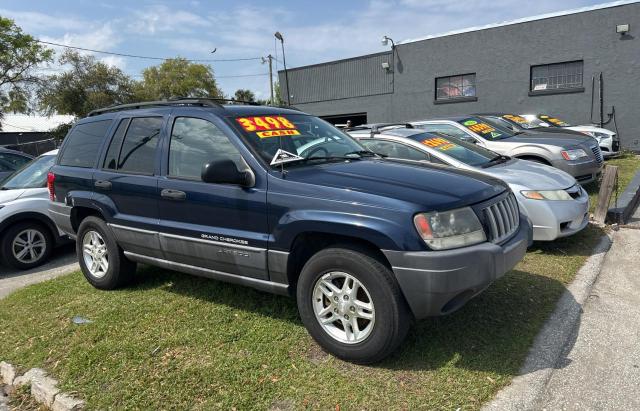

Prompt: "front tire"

[297,247,410,364]
[76,216,136,289]
[0,222,53,270]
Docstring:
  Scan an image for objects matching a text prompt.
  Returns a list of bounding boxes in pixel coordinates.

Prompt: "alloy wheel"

[82,230,109,278]
[312,271,375,344]
[11,229,47,264]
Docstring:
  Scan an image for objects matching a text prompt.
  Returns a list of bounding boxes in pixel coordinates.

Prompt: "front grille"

[591,145,603,165]
[483,194,520,243]
[612,140,620,152]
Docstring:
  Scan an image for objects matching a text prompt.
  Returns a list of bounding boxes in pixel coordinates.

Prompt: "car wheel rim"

[312,271,375,344]
[12,229,47,264]
[82,230,109,278]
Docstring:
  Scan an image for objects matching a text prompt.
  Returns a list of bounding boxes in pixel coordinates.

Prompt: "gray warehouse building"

[278,1,640,149]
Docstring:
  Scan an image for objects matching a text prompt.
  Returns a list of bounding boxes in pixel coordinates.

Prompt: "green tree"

[136,58,222,101]
[273,81,284,106]
[234,89,255,102]
[0,16,53,124]
[38,50,135,118]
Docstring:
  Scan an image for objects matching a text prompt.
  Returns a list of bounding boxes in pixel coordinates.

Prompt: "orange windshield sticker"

[467,123,495,134]
[236,116,297,133]
[503,114,527,124]
[257,129,301,138]
[422,137,456,151]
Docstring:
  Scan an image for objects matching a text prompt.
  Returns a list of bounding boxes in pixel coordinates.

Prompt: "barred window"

[530,61,583,92]
[435,73,476,101]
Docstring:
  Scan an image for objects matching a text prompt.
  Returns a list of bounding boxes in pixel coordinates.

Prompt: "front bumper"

[517,191,589,241]
[383,216,532,319]
[552,158,601,185]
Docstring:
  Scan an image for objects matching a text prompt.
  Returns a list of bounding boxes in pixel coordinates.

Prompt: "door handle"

[94,180,112,190]
[161,189,186,201]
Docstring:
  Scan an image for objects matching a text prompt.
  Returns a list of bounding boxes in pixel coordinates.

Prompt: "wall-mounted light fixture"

[381,61,391,71]
[616,24,630,35]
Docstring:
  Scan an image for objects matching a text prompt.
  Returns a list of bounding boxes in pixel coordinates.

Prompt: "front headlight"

[583,131,610,140]
[560,149,588,161]
[521,190,572,201]
[413,207,486,250]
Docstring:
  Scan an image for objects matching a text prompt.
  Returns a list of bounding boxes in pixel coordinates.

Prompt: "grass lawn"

[0,225,604,410]
[585,152,640,213]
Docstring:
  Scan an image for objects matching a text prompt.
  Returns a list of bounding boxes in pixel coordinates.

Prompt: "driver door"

[157,112,269,280]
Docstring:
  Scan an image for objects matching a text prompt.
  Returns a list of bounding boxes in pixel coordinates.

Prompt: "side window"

[117,117,162,174]
[169,117,244,181]
[103,118,130,170]
[360,140,429,161]
[59,120,113,168]
[0,153,30,170]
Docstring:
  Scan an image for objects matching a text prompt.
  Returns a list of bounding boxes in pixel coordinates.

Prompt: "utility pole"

[262,55,274,105]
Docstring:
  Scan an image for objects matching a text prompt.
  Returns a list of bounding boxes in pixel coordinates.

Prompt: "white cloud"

[127,4,210,35]
[0,9,86,31]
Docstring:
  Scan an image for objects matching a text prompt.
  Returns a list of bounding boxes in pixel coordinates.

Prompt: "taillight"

[47,172,56,201]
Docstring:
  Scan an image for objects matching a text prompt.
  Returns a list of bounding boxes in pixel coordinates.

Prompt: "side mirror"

[201,159,255,187]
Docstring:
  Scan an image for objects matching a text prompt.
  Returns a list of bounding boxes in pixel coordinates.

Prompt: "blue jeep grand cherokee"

[48,99,531,363]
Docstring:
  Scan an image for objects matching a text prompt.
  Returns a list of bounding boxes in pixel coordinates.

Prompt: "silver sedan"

[349,126,589,242]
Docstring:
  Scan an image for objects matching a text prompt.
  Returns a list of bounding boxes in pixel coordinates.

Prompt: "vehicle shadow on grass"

[129,262,582,377]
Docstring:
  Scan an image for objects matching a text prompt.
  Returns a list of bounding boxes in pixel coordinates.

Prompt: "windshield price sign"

[421,137,456,151]
[503,114,527,124]
[236,116,301,138]
[466,122,495,135]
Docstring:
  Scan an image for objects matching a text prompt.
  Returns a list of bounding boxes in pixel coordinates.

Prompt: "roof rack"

[87,97,263,117]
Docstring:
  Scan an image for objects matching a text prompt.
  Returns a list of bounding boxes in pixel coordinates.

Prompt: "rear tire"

[76,216,136,290]
[296,246,410,364]
[0,222,53,270]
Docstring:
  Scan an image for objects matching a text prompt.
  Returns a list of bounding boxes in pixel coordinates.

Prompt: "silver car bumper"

[516,188,590,241]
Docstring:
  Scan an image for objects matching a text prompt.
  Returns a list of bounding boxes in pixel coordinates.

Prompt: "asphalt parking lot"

[0,244,77,299]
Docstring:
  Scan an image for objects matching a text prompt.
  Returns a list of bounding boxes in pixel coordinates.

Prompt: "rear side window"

[59,120,112,168]
[111,117,162,174]
[103,119,129,170]
[0,153,31,170]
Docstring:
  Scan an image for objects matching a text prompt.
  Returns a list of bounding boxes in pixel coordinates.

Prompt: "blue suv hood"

[282,159,507,211]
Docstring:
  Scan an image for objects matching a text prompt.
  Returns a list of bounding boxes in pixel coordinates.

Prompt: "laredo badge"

[270,149,304,166]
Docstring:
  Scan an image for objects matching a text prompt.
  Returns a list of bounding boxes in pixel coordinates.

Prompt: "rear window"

[59,120,112,168]
[117,117,162,174]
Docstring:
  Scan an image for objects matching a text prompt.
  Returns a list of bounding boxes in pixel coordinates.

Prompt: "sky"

[0,0,619,100]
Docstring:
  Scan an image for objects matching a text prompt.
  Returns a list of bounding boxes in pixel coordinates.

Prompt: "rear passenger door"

[157,112,269,280]
[93,116,165,258]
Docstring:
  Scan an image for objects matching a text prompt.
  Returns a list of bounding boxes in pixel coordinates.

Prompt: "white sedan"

[521,114,620,158]
[0,149,68,269]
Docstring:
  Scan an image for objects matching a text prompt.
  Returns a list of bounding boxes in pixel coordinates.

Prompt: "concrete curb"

[482,233,613,411]
[0,362,84,411]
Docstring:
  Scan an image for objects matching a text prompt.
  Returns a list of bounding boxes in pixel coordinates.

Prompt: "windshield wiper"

[481,154,511,168]
[343,150,379,158]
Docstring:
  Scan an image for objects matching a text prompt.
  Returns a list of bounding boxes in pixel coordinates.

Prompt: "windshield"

[230,114,366,167]
[1,155,55,189]
[538,115,572,127]
[505,114,549,129]
[406,132,499,167]
[457,117,515,140]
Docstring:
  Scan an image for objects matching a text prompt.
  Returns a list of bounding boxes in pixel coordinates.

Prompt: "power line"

[36,39,263,62]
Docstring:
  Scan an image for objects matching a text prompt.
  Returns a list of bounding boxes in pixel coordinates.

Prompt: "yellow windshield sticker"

[421,137,456,151]
[256,129,301,138]
[503,114,527,124]
[236,116,297,133]
[467,122,495,135]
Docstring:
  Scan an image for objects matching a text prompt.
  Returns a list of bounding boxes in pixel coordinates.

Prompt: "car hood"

[481,159,576,190]
[505,131,593,148]
[0,189,26,204]
[282,159,508,211]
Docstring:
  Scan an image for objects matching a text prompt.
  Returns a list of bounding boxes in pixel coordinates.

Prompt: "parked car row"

[0,101,607,364]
